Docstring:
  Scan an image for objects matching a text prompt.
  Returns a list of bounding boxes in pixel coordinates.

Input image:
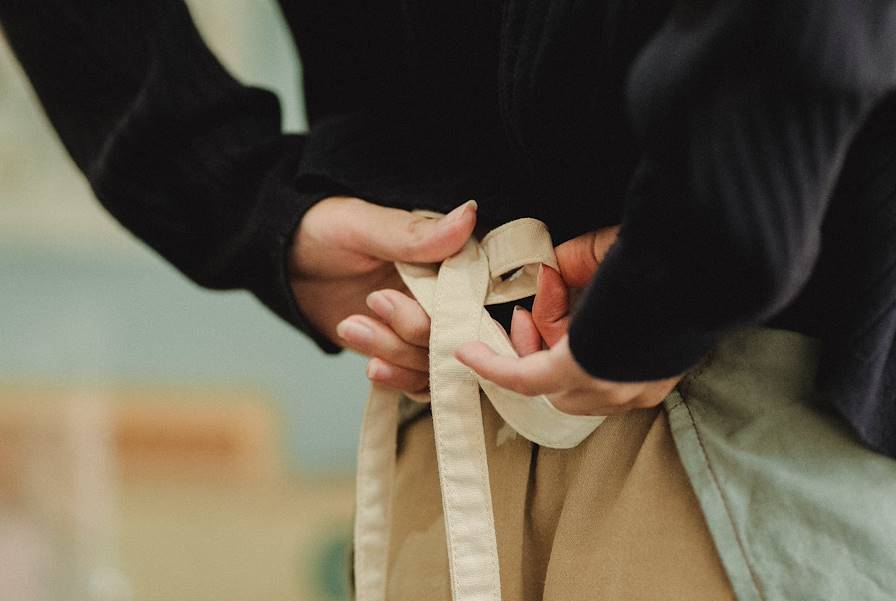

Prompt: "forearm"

[0,2,354,349]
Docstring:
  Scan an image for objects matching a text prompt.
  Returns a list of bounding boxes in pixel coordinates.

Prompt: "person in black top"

[3,1,895,458]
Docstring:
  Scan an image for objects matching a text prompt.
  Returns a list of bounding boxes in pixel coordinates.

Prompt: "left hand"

[455,228,682,416]
[290,197,477,395]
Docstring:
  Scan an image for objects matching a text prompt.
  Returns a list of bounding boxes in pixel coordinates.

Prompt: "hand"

[337,220,621,397]
[455,226,683,415]
[290,196,477,394]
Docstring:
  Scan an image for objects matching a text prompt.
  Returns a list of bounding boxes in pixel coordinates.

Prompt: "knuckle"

[407,317,431,344]
[389,301,430,345]
[404,216,433,249]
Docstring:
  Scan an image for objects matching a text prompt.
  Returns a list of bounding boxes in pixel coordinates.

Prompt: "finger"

[510,305,541,356]
[554,225,621,288]
[366,289,430,347]
[343,199,477,263]
[532,264,570,347]
[366,358,429,393]
[454,341,560,396]
[336,315,429,371]
[550,394,634,416]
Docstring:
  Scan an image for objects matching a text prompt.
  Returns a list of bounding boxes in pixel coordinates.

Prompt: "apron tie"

[353,216,605,601]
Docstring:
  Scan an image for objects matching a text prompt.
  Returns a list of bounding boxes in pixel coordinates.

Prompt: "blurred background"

[0,2,370,600]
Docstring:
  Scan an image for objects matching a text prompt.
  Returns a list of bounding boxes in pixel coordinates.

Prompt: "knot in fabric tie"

[354,216,605,601]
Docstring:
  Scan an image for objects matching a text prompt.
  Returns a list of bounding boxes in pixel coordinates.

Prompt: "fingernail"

[367,291,395,321]
[367,360,392,381]
[366,361,379,379]
[444,200,477,224]
[513,304,523,312]
[336,319,372,344]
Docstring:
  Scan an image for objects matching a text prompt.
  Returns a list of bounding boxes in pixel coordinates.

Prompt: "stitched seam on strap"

[353,388,398,601]
[431,250,501,601]
[429,272,457,592]
[481,220,554,273]
[471,250,501,601]
[680,400,767,601]
[385,216,600,599]
[479,217,541,245]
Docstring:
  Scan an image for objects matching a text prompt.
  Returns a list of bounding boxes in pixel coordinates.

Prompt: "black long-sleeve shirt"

[2,1,895,457]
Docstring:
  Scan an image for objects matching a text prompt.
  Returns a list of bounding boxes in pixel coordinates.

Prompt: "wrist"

[281,194,347,353]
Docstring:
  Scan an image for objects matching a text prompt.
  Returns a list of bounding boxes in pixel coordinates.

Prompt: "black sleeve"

[568,1,896,380]
[0,0,342,352]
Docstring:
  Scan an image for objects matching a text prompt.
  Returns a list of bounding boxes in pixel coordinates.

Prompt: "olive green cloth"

[667,327,896,601]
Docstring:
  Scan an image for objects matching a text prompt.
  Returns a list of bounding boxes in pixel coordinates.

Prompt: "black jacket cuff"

[567,239,718,381]
[246,143,343,355]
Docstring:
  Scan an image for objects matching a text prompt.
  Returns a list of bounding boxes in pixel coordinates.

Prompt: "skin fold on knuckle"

[573,232,600,272]
[395,314,430,346]
[379,290,427,329]
[402,215,436,256]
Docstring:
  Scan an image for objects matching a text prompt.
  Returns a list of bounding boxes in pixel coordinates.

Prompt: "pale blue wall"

[0,244,369,473]
[0,1,369,475]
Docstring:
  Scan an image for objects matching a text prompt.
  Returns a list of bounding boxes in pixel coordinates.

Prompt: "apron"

[667,328,896,601]
[352,217,896,601]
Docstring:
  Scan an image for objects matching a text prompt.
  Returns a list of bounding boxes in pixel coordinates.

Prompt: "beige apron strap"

[478,217,557,306]
[428,240,502,600]
[353,385,398,601]
[396,219,604,449]
[354,216,605,601]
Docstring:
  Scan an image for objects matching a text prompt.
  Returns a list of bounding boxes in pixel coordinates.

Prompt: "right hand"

[289,196,477,392]
[456,223,681,416]
[510,225,622,350]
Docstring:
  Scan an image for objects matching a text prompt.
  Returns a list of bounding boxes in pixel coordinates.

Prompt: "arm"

[455,1,896,415]
[0,1,338,349]
[568,0,896,380]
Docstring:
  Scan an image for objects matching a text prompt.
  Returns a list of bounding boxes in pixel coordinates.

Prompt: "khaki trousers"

[386,395,735,601]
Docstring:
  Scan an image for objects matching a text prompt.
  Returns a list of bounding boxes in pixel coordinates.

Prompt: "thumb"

[554,225,621,288]
[346,200,477,263]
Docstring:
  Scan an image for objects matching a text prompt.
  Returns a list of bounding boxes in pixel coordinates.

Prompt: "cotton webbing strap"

[353,217,605,601]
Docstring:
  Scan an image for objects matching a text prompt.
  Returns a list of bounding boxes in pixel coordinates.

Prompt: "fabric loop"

[354,216,605,601]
